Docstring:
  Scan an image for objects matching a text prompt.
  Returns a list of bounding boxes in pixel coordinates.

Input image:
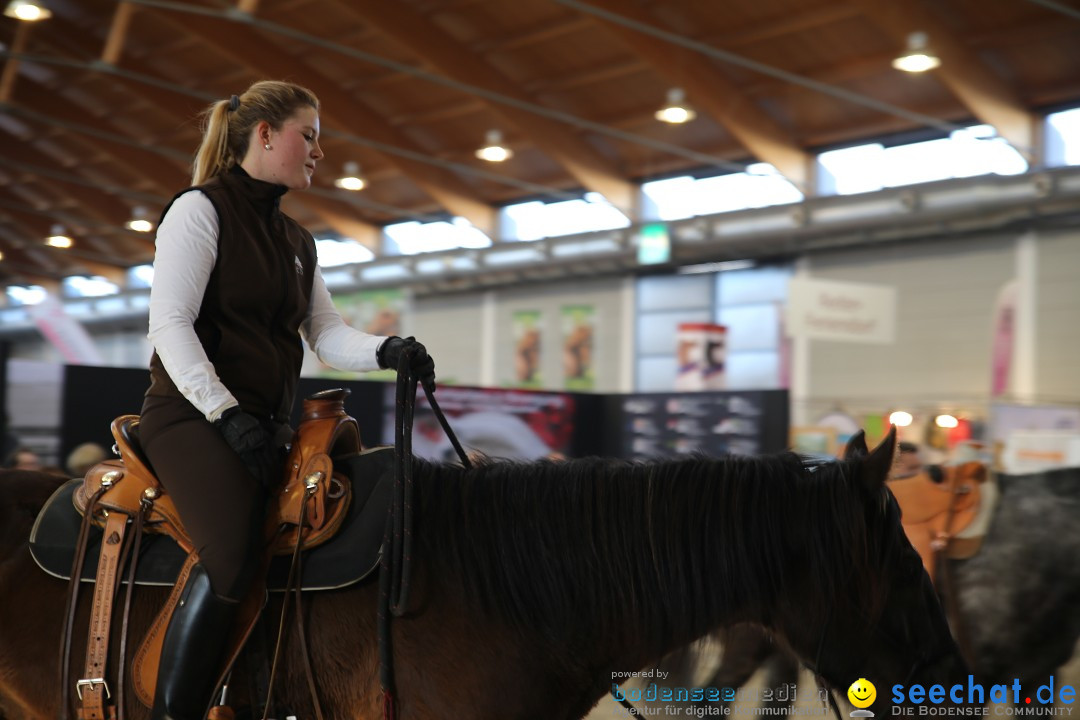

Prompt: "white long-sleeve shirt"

[148,189,386,422]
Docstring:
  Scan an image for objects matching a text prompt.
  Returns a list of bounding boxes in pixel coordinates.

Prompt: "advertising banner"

[562,304,594,390]
[512,310,543,388]
[382,384,575,461]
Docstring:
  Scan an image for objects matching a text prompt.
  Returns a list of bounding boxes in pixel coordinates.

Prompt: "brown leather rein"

[378,350,471,720]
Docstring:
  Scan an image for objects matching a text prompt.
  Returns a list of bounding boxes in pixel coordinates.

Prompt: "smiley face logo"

[848,678,876,709]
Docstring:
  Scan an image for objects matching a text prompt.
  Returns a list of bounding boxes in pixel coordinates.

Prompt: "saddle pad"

[29,447,395,592]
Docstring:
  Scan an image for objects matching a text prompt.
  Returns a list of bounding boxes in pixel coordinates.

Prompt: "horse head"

[774,428,969,711]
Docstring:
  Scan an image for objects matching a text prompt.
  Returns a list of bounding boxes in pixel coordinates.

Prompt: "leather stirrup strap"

[116,497,151,720]
[261,490,325,720]
[78,510,129,720]
[60,484,110,719]
[291,512,324,720]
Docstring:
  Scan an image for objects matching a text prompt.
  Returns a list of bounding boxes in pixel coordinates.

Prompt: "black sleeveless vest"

[147,166,318,423]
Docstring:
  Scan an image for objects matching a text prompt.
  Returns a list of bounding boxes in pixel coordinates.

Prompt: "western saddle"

[888,461,992,585]
[63,389,361,720]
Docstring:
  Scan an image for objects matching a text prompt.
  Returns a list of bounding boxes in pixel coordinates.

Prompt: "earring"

[264,143,272,150]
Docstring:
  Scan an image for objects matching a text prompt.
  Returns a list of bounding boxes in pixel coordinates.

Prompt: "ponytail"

[191,99,233,185]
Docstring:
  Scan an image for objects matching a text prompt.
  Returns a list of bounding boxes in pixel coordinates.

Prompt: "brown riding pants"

[139,394,267,601]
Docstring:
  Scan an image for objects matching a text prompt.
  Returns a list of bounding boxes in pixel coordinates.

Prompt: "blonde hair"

[191,80,320,185]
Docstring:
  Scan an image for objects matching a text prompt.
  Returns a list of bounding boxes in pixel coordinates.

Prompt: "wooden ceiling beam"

[514,4,859,97]
[0,227,66,280]
[0,124,158,257]
[101,1,137,65]
[0,215,70,272]
[0,21,32,103]
[474,16,592,54]
[0,204,129,273]
[1,25,198,198]
[850,0,1037,160]
[0,185,128,248]
[0,141,140,224]
[8,81,188,197]
[36,5,397,241]
[526,57,650,94]
[0,189,153,263]
[741,53,902,98]
[33,9,208,123]
[575,0,812,189]
[335,0,639,215]
[147,9,497,235]
[291,194,381,251]
[387,99,485,127]
[515,5,862,98]
[522,4,858,95]
[702,3,861,50]
[967,17,1076,49]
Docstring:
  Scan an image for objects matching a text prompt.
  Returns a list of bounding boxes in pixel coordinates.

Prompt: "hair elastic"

[228,94,240,112]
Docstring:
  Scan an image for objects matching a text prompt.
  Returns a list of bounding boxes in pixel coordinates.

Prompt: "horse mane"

[411,453,895,654]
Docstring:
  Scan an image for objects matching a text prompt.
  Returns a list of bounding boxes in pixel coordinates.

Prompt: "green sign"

[638,223,671,265]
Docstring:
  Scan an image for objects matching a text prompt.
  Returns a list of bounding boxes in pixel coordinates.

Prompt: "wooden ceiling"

[1,0,1078,288]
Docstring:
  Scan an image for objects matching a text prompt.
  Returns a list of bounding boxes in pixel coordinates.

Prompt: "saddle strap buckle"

[76,677,111,700]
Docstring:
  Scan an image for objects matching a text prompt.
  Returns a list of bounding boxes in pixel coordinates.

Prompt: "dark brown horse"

[0,430,965,719]
[661,460,1080,711]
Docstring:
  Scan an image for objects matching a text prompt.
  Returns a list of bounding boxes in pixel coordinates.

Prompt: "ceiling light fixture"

[888,410,913,427]
[475,129,513,162]
[333,161,367,191]
[3,0,52,21]
[45,223,73,248]
[935,414,959,429]
[892,31,941,73]
[125,206,154,233]
[655,87,697,124]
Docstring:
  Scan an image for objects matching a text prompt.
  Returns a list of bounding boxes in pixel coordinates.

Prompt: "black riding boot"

[151,563,240,720]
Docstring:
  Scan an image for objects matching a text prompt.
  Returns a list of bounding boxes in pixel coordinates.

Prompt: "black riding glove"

[214,407,280,490]
[378,336,437,392]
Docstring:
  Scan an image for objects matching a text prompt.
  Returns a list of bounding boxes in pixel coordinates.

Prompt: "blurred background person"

[66,442,108,478]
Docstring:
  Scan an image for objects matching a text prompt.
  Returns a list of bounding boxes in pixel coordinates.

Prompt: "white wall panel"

[638,274,712,311]
[414,293,489,387]
[717,304,781,351]
[805,236,1016,416]
[637,310,713,355]
[1035,231,1080,403]
[717,266,791,305]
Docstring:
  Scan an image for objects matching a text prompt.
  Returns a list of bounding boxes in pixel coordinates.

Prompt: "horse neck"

[418,455,796,669]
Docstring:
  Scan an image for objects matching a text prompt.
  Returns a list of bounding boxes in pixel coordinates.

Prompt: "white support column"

[790,257,812,427]
[480,290,497,387]
[619,276,636,392]
[1013,232,1038,402]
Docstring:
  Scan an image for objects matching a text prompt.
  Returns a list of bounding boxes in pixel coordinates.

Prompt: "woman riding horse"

[140,79,434,720]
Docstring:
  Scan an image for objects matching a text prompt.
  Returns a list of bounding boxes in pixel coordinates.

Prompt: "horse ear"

[861,426,897,489]
[843,430,868,460]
